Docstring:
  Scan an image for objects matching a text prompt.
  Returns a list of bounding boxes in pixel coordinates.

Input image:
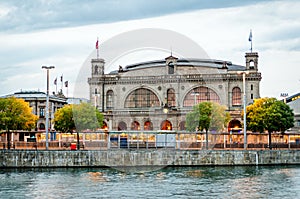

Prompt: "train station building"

[88,52,262,132]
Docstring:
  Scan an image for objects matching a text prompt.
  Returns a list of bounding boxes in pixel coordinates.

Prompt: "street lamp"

[42,65,55,150]
[237,71,249,149]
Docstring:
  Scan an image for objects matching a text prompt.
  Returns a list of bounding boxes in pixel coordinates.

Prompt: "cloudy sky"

[1,0,300,99]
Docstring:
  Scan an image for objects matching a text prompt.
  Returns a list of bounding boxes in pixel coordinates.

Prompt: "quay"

[0,149,299,168]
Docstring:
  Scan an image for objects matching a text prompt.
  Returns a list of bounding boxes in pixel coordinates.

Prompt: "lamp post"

[238,71,249,149]
[42,66,55,150]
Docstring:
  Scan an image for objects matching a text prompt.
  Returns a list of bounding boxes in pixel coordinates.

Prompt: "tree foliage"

[186,101,230,149]
[53,102,104,133]
[186,101,230,132]
[0,97,38,131]
[246,97,294,133]
[246,97,294,149]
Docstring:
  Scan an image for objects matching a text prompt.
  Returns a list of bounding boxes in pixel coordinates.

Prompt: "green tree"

[246,97,294,149]
[0,97,38,149]
[53,102,104,149]
[186,101,230,149]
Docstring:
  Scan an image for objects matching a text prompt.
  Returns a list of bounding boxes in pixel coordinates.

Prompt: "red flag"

[96,39,99,49]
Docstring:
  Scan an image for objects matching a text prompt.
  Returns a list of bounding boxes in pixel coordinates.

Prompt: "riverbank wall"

[0,150,300,168]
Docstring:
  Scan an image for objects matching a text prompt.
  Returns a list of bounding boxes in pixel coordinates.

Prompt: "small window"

[106,90,114,109]
[249,61,255,69]
[39,107,45,117]
[168,62,174,74]
[251,84,253,91]
[251,93,254,100]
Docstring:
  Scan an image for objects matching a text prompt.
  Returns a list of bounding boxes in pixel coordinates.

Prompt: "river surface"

[0,166,299,199]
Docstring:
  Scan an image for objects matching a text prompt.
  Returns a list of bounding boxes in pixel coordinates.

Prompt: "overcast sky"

[1,0,300,99]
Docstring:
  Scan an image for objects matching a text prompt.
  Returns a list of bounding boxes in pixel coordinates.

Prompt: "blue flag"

[248,30,252,42]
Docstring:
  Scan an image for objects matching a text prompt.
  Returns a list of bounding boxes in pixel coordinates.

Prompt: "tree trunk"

[206,130,208,150]
[77,132,80,150]
[268,131,272,150]
[7,130,11,150]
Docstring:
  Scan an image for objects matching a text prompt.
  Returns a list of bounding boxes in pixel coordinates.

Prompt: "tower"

[91,58,105,77]
[245,52,258,71]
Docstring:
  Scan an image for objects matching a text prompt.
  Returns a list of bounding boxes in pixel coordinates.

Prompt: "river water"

[0,166,299,199]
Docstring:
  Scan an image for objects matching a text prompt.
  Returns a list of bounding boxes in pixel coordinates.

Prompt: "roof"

[1,90,67,103]
[286,92,300,103]
[109,58,245,74]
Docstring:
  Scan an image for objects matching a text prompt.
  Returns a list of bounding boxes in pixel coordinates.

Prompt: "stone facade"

[88,52,261,131]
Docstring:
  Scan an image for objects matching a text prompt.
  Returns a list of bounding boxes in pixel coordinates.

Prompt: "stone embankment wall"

[0,150,299,168]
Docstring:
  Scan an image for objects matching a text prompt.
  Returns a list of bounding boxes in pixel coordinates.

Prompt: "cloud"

[0,0,300,99]
[0,0,270,33]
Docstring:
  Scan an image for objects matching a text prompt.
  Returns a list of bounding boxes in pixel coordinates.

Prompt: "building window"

[131,121,140,130]
[144,121,153,130]
[161,120,172,130]
[167,88,176,107]
[125,88,160,108]
[118,121,127,131]
[39,107,45,117]
[39,123,45,130]
[106,90,114,109]
[251,93,254,100]
[251,84,253,91]
[183,86,221,107]
[179,121,186,131]
[95,88,98,94]
[168,62,174,74]
[232,87,242,106]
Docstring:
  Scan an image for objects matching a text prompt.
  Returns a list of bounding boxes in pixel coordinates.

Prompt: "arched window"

[118,121,127,131]
[232,87,242,106]
[161,120,172,130]
[101,121,108,130]
[106,90,114,109]
[249,61,255,69]
[183,86,220,107]
[167,88,176,107]
[144,121,153,130]
[39,123,45,130]
[179,121,186,131]
[125,88,160,108]
[131,121,140,130]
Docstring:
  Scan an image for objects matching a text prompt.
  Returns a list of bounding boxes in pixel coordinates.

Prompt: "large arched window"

[183,86,220,107]
[106,90,114,109]
[125,88,160,108]
[167,88,176,107]
[232,87,242,106]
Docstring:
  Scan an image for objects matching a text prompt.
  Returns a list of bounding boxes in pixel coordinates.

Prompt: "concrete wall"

[0,150,299,168]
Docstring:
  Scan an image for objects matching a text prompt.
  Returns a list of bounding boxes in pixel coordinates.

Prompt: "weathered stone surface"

[0,149,299,168]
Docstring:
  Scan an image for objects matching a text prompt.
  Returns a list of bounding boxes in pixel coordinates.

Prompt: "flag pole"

[55,77,57,94]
